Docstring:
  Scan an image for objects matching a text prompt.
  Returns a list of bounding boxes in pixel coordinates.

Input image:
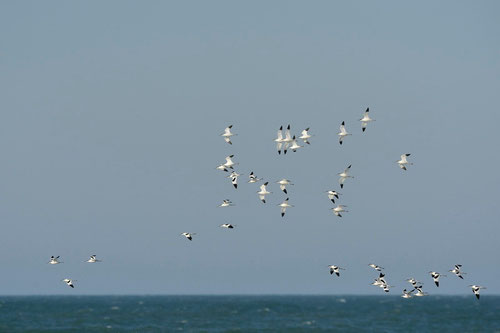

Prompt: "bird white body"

[218,199,234,207]
[449,264,466,279]
[326,190,340,203]
[368,263,384,271]
[248,172,262,183]
[328,265,345,277]
[338,121,351,145]
[216,164,229,172]
[397,154,412,171]
[220,223,234,229]
[338,165,353,189]
[299,128,312,144]
[359,108,375,132]
[414,287,428,297]
[406,277,422,288]
[274,126,284,154]
[223,155,236,169]
[470,285,486,299]
[48,256,62,265]
[221,125,236,144]
[278,198,293,217]
[331,205,348,217]
[277,179,293,194]
[227,171,241,189]
[181,232,196,241]
[257,182,271,203]
[85,255,102,263]
[429,271,445,287]
[289,135,303,152]
[401,289,414,298]
[62,278,75,288]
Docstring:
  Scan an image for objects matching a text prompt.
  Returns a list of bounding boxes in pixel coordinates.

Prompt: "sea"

[0,296,498,332]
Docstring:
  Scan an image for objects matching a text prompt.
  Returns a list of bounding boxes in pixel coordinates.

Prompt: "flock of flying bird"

[50,108,485,299]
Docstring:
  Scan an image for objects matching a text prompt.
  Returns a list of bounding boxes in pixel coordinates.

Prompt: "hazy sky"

[1,1,499,295]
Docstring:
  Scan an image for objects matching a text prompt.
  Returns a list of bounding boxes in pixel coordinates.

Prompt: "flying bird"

[331,205,348,217]
[218,199,234,207]
[215,164,229,172]
[221,125,236,144]
[181,232,196,241]
[48,256,62,265]
[248,172,262,183]
[220,223,235,229]
[257,182,271,203]
[277,179,293,194]
[299,128,312,145]
[62,278,75,288]
[227,171,241,189]
[338,121,351,145]
[282,125,293,154]
[368,263,384,271]
[429,271,446,287]
[397,154,412,171]
[274,126,284,154]
[401,289,414,299]
[289,135,303,152]
[338,165,353,189]
[223,155,237,169]
[326,190,341,203]
[278,198,293,217]
[406,278,423,288]
[414,286,428,297]
[470,285,486,300]
[359,108,375,132]
[85,255,102,263]
[328,265,345,277]
[449,264,466,279]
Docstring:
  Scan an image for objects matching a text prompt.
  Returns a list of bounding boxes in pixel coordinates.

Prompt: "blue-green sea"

[0,296,498,332]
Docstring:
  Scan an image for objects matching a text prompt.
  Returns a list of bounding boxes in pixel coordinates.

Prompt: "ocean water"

[0,296,498,332]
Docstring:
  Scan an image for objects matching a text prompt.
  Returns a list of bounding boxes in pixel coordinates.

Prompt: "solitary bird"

[338,121,351,145]
[326,190,341,203]
[470,285,486,300]
[338,165,353,189]
[218,199,234,207]
[328,265,345,277]
[449,264,466,279]
[396,154,412,171]
[48,256,62,265]
[299,128,312,144]
[368,263,384,271]
[429,271,446,287]
[278,198,293,217]
[181,232,196,241]
[277,179,293,194]
[331,205,348,217]
[274,126,284,154]
[257,182,271,203]
[220,223,234,229]
[359,108,375,132]
[62,278,75,288]
[221,125,236,145]
[85,255,102,263]
[248,172,262,183]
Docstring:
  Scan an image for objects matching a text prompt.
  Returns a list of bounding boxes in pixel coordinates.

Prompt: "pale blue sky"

[1,1,499,295]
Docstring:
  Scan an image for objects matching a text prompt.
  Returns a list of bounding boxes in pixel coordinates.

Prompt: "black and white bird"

[227,171,241,189]
[274,126,284,154]
[338,165,353,189]
[223,155,237,169]
[331,205,348,217]
[257,182,271,203]
[85,255,102,263]
[359,108,375,132]
[221,125,236,145]
[278,198,293,217]
[248,172,262,183]
[401,289,414,299]
[406,277,423,288]
[218,199,234,207]
[277,179,293,194]
[470,285,486,300]
[371,273,387,287]
[215,164,229,172]
[396,154,412,171]
[48,256,62,265]
[289,135,303,152]
[449,264,466,279]
[299,128,312,145]
[181,232,196,241]
[328,265,345,277]
[414,286,428,297]
[429,271,446,287]
[338,121,351,145]
[368,263,384,271]
[326,190,341,204]
[282,125,293,154]
[220,223,234,229]
[62,278,75,288]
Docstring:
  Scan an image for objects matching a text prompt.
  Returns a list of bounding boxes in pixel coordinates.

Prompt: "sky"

[1,1,499,295]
